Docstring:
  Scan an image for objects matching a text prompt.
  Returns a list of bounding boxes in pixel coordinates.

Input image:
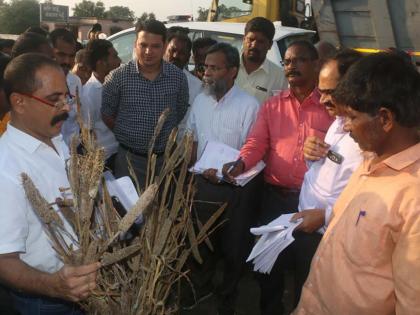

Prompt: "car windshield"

[111,31,136,64]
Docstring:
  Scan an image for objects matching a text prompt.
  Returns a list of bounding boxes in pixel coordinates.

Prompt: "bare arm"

[0,253,100,302]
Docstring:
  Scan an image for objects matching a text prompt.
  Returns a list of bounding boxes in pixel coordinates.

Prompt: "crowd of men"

[0,16,419,315]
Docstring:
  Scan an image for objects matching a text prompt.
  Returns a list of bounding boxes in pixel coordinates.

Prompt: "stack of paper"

[190,141,265,187]
[103,171,142,224]
[247,213,302,274]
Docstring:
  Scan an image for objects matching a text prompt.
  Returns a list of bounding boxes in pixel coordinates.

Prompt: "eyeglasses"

[280,57,311,66]
[21,93,75,110]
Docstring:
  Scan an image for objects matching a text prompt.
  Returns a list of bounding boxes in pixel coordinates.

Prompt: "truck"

[208,0,420,60]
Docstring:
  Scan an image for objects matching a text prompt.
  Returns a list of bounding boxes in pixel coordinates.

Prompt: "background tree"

[137,12,156,23]
[73,0,106,18]
[0,0,39,34]
[196,6,208,21]
[106,6,135,20]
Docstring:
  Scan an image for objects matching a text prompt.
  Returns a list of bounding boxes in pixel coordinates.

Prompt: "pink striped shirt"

[239,89,333,189]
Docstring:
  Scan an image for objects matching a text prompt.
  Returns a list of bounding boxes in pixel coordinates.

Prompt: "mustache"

[50,112,69,126]
[286,70,301,77]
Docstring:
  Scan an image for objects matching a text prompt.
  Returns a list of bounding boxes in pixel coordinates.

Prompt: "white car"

[108,21,315,67]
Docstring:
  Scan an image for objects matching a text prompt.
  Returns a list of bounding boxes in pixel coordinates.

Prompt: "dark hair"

[11,32,51,58]
[245,17,275,42]
[4,53,61,100]
[25,26,49,37]
[49,28,76,47]
[91,23,102,32]
[85,39,113,70]
[333,52,420,128]
[206,42,239,69]
[135,19,167,42]
[192,37,217,56]
[167,26,189,36]
[0,39,15,50]
[326,48,363,77]
[167,32,192,55]
[0,54,11,88]
[288,40,318,60]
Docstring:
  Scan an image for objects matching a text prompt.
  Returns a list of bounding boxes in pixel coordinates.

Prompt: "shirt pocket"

[341,200,394,267]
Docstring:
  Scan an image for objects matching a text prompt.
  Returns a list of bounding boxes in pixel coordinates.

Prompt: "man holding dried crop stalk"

[184,42,260,314]
[0,53,100,315]
[102,19,189,188]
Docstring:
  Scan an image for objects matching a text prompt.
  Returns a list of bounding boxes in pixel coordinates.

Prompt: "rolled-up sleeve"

[239,102,270,171]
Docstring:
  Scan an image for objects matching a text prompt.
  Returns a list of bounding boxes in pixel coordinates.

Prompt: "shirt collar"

[5,123,63,155]
[281,87,321,103]
[240,54,270,75]
[134,59,167,77]
[382,142,420,171]
[208,85,238,104]
[334,116,347,134]
[86,73,102,88]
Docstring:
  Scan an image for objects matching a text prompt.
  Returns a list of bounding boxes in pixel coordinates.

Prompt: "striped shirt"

[101,60,189,154]
[186,85,259,158]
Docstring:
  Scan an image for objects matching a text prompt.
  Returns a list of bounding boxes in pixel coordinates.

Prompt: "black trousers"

[258,185,322,315]
[187,174,263,313]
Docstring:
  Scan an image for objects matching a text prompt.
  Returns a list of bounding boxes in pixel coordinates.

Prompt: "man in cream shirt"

[236,17,288,104]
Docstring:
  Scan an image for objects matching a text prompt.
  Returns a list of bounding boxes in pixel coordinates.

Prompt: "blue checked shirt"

[101,60,189,154]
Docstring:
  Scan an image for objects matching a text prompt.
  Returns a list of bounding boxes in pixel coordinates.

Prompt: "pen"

[356,210,366,225]
[227,157,242,174]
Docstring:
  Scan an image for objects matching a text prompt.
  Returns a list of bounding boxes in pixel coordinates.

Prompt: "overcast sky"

[53,0,213,20]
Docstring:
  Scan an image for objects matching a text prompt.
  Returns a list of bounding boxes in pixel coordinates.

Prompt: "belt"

[265,182,300,195]
[119,143,164,158]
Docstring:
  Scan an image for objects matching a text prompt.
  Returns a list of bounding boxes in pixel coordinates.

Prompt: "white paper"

[190,141,265,187]
[247,213,302,274]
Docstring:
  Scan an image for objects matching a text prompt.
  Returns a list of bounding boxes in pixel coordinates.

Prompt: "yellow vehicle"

[207,0,315,30]
[209,0,420,63]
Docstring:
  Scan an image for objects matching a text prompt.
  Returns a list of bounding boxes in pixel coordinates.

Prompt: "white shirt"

[81,74,118,159]
[61,72,83,146]
[186,85,259,158]
[236,56,288,105]
[298,117,363,233]
[0,124,75,273]
[177,69,204,140]
[183,68,202,105]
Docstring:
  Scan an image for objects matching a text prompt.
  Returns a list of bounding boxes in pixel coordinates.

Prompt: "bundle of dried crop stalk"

[21,106,224,314]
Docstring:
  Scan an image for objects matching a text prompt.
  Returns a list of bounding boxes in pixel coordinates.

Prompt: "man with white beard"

[184,42,260,314]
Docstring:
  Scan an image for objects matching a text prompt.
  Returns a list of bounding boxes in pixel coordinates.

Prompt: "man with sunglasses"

[0,53,99,315]
[223,40,333,315]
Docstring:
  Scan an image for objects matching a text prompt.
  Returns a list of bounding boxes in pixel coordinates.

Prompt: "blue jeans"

[11,292,85,315]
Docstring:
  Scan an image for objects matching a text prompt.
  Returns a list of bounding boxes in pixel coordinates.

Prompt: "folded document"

[247,213,302,274]
[190,141,265,187]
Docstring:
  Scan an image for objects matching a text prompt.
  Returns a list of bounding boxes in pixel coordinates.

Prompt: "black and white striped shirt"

[101,60,189,154]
